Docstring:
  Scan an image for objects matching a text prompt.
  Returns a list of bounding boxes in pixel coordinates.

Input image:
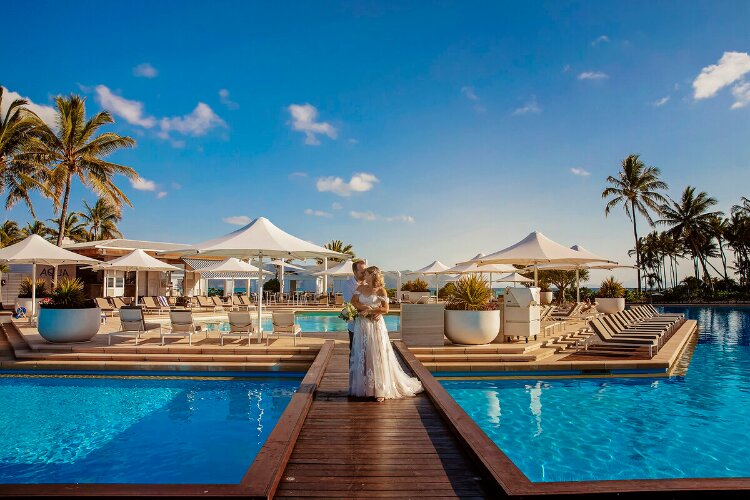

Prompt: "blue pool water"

[0,375,301,484]
[441,306,750,482]
[204,312,400,333]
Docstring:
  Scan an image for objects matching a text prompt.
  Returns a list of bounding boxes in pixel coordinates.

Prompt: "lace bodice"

[354,290,386,307]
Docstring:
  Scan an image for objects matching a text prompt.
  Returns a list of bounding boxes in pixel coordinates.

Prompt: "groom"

[343,259,367,357]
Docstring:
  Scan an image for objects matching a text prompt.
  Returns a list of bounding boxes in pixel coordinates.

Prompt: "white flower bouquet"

[338,302,358,322]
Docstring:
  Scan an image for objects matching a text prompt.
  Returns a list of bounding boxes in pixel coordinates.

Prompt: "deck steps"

[409,343,541,355]
[13,350,318,363]
[29,344,317,356]
[414,347,558,368]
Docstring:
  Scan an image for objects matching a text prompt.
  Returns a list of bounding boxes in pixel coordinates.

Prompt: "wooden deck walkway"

[275,343,493,498]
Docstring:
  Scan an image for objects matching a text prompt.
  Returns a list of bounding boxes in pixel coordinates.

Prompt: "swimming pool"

[0,374,301,484]
[441,306,750,482]
[203,311,400,333]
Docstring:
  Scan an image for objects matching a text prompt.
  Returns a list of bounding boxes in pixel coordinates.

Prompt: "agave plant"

[598,276,625,298]
[446,274,493,311]
[48,277,87,307]
[18,277,47,298]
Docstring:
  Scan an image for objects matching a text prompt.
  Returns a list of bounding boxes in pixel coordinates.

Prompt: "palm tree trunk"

[631,201,641,294]
[56,173,72,247]
[718,237,729,280]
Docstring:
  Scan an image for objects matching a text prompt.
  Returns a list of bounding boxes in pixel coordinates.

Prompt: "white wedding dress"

[349,291,424,399]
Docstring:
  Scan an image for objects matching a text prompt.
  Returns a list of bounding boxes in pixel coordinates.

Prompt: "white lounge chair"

[111,307,161,345]
[161,310,200,346]
[267,311,301,346]
[221,311,258,345]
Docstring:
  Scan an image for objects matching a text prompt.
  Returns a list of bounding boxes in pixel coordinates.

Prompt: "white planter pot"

[444,309,501,345]
[596,297,625,314]
[37,307,101,343]
[539,291,554,305]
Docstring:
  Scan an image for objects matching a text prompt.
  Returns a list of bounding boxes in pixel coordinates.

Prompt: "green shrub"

[263,278,280,293]
[47,277,87,307]
[438,282,457,299]
[598,276,625,298]
[446,275,497,311]
[18,277,47,298]
[386,288,396,298]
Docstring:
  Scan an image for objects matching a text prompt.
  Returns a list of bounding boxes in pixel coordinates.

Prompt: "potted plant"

[401,278,431,303]
[538,279,554,305]
[444,275,501,345]
[596,276,626,314]
[16,277,48,314]
[37,277,101,342]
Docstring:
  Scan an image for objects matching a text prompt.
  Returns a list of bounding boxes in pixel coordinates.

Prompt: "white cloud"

[350,210,377,221]
[316,172,379,197]
[222,215,251,226]
[693,52,750,100]
[133,63,158,78]
[287,103,337,145]
[130,177,156,191]
[218,88,239,110]
[386,214,415,223]
[0,86,57,128]
[461,86,479,101]
[731,81,750,109]
[331,202,343,210]
[562,64,571,73]
[570,168,591,177]
[157,191,168,199]
[513,97,541,115]
[172,182,182,190]
[304,208,333,218]
[591,35,609,46]
[95,85,156,128]
[288,172,308,179]
[652,96,670,107]
[159,102,226,138]
[348,138,359,144]
[578,71,609,80]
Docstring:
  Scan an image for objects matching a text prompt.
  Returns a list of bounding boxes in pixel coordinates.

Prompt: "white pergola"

[196,257,269,298]
[164,217,347,340]
[87,249,180,302]
[0,235,100,319]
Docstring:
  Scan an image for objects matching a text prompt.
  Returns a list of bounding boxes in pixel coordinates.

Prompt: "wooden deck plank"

[275,343,491,498]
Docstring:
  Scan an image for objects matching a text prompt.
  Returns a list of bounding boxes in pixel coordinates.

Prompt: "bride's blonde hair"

[366,266,385,288]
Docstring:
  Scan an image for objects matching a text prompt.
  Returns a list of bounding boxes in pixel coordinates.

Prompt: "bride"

[349,266,423,401]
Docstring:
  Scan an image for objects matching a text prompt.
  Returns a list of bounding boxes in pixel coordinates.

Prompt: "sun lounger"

[111,297,128,309]
[238,295,254,307]
[211,296,229,311]
[196,295,220,312]
[95,298,118,317]
[111,306,161,345]
[161,310,199,346]
[581,318,659,357]
[141,296,169,314]
[221,311,258,345]
[267,311,301,346]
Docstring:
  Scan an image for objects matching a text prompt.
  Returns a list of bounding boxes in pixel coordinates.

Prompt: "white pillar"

[534,266,538,287]
[576,267,580,303]
[396,271,402,303]
[31,262,37,322]
[257,253,264,340]
[52,264,58,290]
[135,270,139,305]
[323,258,328,295]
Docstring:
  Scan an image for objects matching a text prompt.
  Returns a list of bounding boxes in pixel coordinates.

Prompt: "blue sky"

[2,1,750,286]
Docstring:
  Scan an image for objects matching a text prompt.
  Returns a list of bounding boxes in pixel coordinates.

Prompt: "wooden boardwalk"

[275,344,492,498]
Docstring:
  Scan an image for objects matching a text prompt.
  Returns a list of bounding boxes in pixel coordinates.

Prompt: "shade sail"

[441,261,516,275]
[523,245,620,271]
[195,258,267,276]
[89,249,180,272]
[0,235,100,265]
[313,259,354,277]
[269,259,305,271]
[164,217,348,260]
[470,232,611,266]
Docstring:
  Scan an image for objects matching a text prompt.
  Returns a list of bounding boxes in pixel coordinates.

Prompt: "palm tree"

[658,186,723,285]
[47,212,88,243]
[709,215,730,279]
[323,239,355,262]
[20,220,50,238]
[602,154,669,293]
[0,87,50,217]
[20,94,136,246]
[80,197,123,240]
[0,219,21,247]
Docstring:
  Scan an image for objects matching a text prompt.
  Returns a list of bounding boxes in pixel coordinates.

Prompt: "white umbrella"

[440,260,516,297]
[0,235,100,319]
[88,249,180,303]
[495,272,535,283]
[164,217,346,339]
[468,232,611,286]
[313,259,354,277]
[409,260,450,298]
[523,244,619,302]
[195,257,268,299]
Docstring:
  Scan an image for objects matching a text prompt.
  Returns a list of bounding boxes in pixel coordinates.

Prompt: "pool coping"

[395,340,750,496]
[0,340,335,498]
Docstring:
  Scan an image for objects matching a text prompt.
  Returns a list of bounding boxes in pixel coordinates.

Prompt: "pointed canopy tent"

[194,257,269,298]
[495,272,535,283]
[313,259,354,277]
[440,260,516,297]
[163,217,347,338]
[522,244,619,302]
[88,249,180,302]
[468,232,612,285]
[0,235,100,318]
[409,260,451,297]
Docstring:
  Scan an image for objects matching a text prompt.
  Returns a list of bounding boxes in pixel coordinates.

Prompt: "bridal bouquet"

[338,302,358,322]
